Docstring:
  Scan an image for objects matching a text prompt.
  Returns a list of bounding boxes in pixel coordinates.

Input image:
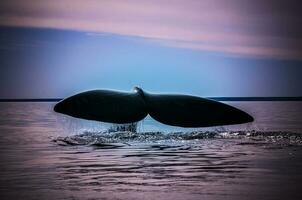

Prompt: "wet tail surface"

[54,87,253,127]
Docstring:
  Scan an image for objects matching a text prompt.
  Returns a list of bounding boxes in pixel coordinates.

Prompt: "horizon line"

[0,97,302,102]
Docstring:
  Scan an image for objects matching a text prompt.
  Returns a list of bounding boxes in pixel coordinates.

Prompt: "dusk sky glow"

[0,0,301,98]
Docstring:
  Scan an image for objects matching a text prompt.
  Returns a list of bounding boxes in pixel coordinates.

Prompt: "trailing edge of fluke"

[54,87,254,127]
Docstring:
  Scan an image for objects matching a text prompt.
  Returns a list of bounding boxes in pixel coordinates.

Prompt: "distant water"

[0,101,302,200]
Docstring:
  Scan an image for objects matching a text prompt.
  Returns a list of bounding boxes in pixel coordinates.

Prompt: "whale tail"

[54,87,253,128]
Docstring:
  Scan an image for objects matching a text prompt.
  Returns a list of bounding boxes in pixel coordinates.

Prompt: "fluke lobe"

[54,87,253,127]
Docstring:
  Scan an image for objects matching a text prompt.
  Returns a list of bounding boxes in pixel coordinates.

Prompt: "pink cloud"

[0,0,301,59]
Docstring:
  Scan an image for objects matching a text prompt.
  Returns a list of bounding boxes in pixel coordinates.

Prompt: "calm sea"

[0,101,302,200]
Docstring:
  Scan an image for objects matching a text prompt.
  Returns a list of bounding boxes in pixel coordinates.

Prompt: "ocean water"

[0,101,302,200]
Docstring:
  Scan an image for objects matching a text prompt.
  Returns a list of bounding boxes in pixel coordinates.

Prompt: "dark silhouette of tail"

[54,87,253,127]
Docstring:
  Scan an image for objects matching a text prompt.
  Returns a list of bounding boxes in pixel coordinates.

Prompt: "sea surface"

[0,101,302,200]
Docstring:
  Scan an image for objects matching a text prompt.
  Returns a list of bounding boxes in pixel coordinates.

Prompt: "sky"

[0,0,301,98]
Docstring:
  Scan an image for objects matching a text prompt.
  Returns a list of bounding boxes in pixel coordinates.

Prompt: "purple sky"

[1,0,301,59]
[0,0,301,98]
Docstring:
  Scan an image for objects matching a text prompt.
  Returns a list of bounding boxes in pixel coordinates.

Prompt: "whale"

[54,87,253,127]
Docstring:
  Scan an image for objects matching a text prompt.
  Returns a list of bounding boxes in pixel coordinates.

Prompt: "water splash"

[53,130,302,148]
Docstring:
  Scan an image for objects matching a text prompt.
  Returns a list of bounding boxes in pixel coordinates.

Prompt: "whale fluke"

[143,92,253,127]
[54,87,253,127]
[54,89,147,124]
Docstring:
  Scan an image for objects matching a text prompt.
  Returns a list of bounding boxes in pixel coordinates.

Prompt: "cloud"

[0,0,301,59]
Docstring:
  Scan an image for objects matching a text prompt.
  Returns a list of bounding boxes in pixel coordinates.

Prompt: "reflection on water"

[0,102,302,200]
